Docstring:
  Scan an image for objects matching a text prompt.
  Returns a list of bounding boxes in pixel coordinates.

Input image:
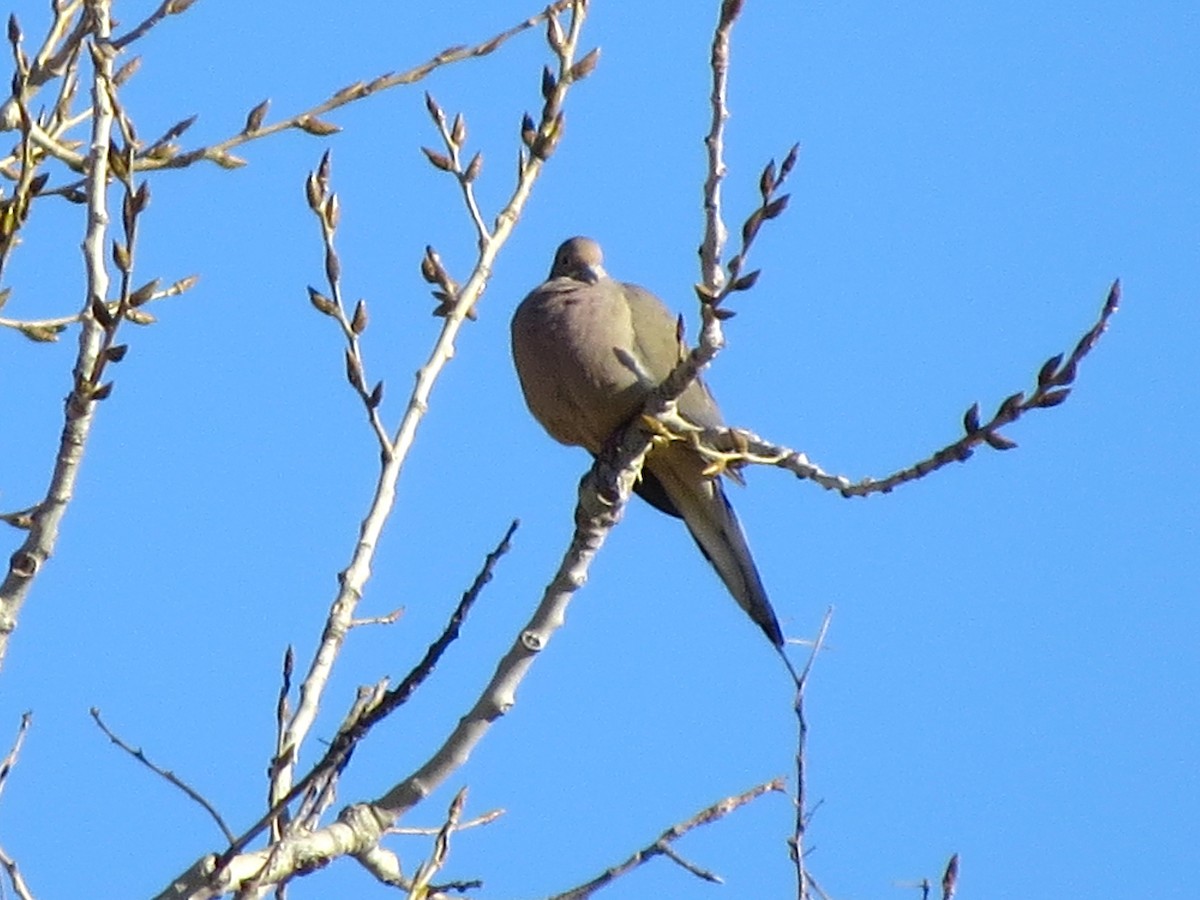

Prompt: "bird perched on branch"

[510,236,784,647]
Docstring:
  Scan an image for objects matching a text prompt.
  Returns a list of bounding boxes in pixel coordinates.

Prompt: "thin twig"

[221,520,518,870]
[546,779,786,900]
[269,646,295,843]
[0,274,198,339]
[387,808,504,836]
[110,0,195,51]
[788,609,834,899]
[0,711,32,805]
[349,607,404,628]
[304,153,393,453]
[91,708,235,844]
[658,845,721,883]
[655,0,745,408]
[806,871,835,900]
[362,521,519,725]
[0,0,84,130]
[408,788,467,897]
[423,97,490,245]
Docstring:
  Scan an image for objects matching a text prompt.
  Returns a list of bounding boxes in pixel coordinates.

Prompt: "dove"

[511,236,784,647]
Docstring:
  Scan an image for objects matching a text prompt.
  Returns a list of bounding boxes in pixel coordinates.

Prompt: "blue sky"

[1,1,1196,898]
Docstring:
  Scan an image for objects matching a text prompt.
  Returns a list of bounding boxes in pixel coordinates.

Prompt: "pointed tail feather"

[645,451,784,647]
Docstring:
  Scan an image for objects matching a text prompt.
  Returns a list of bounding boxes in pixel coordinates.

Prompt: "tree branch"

[545,779,786,899]
[651,280,1122,498]
[787,609,833,898]
[90,708,235,845]
[0,844,35,900]
[0,711,31,806]
[264,0,594,827]
[0,0,115,671]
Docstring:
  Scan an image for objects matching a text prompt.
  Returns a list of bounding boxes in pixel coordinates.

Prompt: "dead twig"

[546,779,787,899]
[387,808,504,837]
[0,711,32,805]
[787,609,834,899]
[268,646,295,843]
[91,708,235,844]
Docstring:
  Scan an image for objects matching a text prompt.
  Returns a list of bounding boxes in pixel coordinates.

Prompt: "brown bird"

[510,236,784,647]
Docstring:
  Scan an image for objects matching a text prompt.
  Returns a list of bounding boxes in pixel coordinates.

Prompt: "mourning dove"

[511,236,784,647]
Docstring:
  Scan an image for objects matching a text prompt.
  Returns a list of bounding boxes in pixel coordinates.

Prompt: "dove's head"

[550,236,606,284]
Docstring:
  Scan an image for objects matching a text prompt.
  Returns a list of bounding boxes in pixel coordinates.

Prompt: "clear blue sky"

[2,1,1196,897]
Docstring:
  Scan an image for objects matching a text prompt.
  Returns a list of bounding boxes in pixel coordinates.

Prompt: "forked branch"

[546,779,786,899]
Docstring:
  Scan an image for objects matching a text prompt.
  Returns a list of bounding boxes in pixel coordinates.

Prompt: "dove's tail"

[643,449,785,648]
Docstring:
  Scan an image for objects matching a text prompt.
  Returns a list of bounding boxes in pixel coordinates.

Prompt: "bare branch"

[387,808,504,837]
[269,646,295,844]
[546,779,786,900]
[0,0,84,121]
[654,0,751,423]
[360,520,518,725]
[0,88,43,278]
[0,711,31,805]
[408,788,468,897]
[91,708,235,844]
[110,0,198,51]
[806,871,836,900]
[349,607,404,629]
[787,609,834,898]
[8,0,576,219]
[657,844,721,884]
[0,0,116,671]
[356,809,504,894]
[0,843,35,900]
[23,0,85,91]
[212,518,518,888]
